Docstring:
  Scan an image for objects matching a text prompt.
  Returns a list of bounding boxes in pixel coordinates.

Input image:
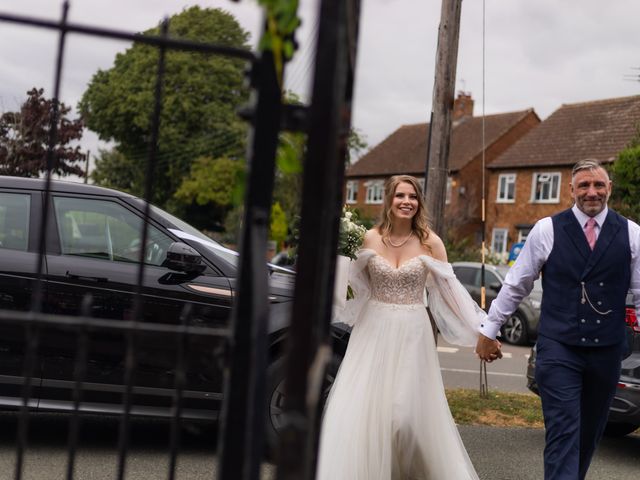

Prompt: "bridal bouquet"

[338,208,367,260]
[336,208,366,302]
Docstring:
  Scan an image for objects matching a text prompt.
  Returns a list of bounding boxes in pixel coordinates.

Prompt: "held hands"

[475,334,503,363]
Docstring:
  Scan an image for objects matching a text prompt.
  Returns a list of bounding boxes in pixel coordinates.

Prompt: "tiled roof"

[346,110,535,177]
[488,95,640,169]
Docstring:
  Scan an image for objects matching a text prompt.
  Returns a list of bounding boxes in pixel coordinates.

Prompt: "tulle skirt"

[316,300,479,480]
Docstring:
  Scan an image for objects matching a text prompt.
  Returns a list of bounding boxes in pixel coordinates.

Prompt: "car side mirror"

[489,282,502,293]
[164,242,206,274]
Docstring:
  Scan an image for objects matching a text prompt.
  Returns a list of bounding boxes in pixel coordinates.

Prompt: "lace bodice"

[367,255,428,304]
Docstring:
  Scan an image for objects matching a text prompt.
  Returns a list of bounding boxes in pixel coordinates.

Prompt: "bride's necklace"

[387,232,413,248]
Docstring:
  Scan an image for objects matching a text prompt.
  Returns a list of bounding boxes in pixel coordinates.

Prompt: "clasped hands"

[475,334,503,363]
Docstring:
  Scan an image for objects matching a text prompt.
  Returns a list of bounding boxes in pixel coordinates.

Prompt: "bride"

[316,175,496,479]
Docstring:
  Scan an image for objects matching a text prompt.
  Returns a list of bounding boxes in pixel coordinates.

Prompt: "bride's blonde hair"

[377,175,431,246]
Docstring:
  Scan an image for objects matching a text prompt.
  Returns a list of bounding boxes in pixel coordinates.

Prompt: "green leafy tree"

[609,127,640,222]
[270,201,288,248]
[173,156,245,231]
[79,6,251,207]
[347,127,368,164]
[0,87,85,177]
[91,147,143,194]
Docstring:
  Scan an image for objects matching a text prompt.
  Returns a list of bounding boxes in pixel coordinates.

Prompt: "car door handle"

[65,271,108,283]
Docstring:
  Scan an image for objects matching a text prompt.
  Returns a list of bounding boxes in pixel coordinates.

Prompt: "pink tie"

[585,218,597,250]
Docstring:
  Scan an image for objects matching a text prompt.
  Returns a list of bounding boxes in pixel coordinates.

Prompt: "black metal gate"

[0,1,360,478]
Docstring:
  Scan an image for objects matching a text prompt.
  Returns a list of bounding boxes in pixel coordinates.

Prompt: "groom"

[476,159,640,480]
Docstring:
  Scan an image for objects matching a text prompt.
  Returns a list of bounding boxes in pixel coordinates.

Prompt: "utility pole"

[424,0,462,237]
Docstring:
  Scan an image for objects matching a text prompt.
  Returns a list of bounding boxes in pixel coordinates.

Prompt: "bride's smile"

[391,182,419,219]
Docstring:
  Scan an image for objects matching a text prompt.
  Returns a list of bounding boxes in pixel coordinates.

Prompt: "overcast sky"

[1,0,639,161]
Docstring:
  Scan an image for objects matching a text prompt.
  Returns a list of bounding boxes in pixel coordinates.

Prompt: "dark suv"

[452,261,542,345]
[0,176,347,450]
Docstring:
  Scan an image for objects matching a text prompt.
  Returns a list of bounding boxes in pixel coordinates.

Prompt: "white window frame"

[517,228,531,243]
[445,177,452,204]
[364,180,384,204]
[496,173,516,203]
[345,180,358,204]
[531,171,561,203]
[491,228,509,254]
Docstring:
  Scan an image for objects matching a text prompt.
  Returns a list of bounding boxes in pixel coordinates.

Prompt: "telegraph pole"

[424,0,462,236]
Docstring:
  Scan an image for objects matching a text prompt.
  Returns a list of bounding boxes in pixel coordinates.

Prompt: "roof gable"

[346,110,535,177]
[489,95,640,169]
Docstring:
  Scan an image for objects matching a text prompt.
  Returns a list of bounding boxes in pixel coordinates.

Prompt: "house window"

[345,181,358,204]
[365,180,384,204]
[497,173,516,203]
[517,227,532,243]
[491,228,508,254]
[531,172,561,203]
[445,177,452,204]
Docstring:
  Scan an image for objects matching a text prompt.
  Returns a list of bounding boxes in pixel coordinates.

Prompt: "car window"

[0,192,30,251]
[485,271,500,286]
[54,196,173,266]
[453,266,478,287]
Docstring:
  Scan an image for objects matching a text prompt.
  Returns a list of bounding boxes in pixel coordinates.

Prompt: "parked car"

[270,250,297,270]
[0,176,348,452]
[526,295,640,437]
[452,261,542,345]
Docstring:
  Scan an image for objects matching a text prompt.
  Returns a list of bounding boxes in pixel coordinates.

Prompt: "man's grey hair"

[571,159,609,180]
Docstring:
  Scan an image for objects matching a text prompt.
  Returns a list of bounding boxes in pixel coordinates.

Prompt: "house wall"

[446,111,541,243]
[486,166,574,255]
[343,111,541,243]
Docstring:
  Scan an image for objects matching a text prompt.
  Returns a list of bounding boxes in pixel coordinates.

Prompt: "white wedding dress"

[316,249,485,480]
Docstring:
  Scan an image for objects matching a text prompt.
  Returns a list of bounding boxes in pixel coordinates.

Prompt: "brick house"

[344,93,540,243]
[486,95,640,259]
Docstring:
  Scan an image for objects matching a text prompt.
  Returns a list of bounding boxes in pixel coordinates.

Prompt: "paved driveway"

[460,425,640,480]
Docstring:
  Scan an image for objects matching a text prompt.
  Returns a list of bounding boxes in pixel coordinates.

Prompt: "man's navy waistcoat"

[540,208,630,347]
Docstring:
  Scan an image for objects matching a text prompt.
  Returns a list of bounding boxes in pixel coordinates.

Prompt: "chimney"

[452,92,474,121]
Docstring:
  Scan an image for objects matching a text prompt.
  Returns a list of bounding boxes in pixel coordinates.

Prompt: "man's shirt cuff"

[478,320,501,340]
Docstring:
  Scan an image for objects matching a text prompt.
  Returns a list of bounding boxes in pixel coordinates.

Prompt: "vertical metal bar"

[167,304,192,480]
[217,29,282,480]
[16,3,70,479]
[277,1,361,478]
[116,18,168,480]
[65,293,92,480]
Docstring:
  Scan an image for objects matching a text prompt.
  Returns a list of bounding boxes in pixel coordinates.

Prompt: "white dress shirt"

[480,205,640,340]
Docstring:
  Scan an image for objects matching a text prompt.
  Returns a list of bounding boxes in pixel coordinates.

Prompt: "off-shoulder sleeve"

[331,249,376,326]
[420,256,486,346]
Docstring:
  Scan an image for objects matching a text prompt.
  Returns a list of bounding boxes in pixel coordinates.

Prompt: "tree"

[173,155,244,230]
[91,147,143,194]
[347,127,368,164]
[0,88,85,177]
[79,6,251,206]
[270,201,288,247]
[609,127,640,222]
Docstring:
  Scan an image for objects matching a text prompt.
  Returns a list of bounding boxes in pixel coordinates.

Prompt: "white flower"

[338,207,366,260]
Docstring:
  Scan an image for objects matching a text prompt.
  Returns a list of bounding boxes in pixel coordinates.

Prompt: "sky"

[1,0,639,167]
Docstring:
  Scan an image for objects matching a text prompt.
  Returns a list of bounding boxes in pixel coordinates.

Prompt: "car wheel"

[264,353,342,457]
[603,422,639,437]
[501,312,528,345]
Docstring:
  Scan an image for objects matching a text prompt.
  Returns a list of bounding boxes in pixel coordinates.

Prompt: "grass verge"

[446,388,544,428]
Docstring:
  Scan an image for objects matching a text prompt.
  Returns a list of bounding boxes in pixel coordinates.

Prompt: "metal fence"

[0,1,360,479]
